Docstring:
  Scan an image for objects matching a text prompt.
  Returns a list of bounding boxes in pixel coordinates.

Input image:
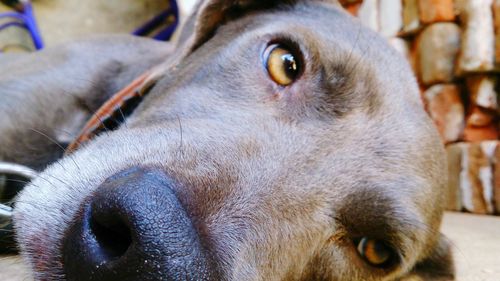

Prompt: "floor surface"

[440,212,500,281]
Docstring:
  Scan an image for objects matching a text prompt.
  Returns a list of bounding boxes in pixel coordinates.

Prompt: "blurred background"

[0,0,198,50]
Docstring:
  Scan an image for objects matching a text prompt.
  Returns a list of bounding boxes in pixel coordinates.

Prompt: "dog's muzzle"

[62,167,214,281]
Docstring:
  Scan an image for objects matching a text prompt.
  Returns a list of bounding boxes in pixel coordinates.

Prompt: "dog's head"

[14,0,453,280]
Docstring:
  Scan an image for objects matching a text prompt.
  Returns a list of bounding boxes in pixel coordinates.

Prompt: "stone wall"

[341,0,500,215]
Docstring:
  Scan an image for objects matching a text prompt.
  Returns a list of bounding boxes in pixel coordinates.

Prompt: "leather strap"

[65,71,157,153]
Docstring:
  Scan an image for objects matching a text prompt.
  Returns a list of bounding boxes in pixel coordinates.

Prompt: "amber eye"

[264,44,301,86]
[356,237,393,267]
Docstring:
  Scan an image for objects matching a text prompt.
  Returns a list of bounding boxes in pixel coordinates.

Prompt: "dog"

[0,0,454,280]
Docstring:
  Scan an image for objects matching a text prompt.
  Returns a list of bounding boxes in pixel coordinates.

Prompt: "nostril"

[63,167,216,280]
[90,213,132,259]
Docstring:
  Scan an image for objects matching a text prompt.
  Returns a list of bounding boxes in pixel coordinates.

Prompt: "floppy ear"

[401,234,455,280]
[177,0,341,53]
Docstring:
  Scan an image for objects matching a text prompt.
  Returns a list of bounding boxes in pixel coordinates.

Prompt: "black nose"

[63,167,213,281]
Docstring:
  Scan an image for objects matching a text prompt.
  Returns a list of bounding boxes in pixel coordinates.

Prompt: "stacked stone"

[340,0,500,215]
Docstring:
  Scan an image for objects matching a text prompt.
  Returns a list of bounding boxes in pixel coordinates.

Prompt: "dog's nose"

[62,167,213,281]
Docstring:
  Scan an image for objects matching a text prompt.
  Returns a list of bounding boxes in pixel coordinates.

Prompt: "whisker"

[43,174,71,188]
[5,178,31,185]
[51,128,80,143]
[28,129,65,153]
[8,200,49,210]
[95,115,111,135]
[344,24,362,74]
[29,129,80,171]
[118,108,129,129]
[176,115,184,155]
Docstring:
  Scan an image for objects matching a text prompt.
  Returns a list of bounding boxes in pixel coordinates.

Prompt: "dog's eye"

[356,237,393,267]
[264,44,301,86]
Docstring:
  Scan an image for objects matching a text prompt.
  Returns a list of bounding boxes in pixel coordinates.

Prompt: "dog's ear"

[177,0,341,53]
[401,234,455,280]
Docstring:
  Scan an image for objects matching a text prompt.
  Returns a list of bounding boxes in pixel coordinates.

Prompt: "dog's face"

[13,0,453,280]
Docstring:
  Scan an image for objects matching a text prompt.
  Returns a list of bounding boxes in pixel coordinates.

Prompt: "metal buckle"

[0,204,12,228]
[0,161,37,253]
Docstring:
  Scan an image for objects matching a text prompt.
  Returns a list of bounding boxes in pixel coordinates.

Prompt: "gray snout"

[62,167,214,281]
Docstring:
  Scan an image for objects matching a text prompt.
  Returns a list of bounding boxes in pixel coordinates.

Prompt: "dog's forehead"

[209,4,363,60]
[138,3,405,112]
[176,2,417,109]
[131,0,430,177]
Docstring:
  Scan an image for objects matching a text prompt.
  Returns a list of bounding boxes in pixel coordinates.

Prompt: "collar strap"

[65,71,157,154]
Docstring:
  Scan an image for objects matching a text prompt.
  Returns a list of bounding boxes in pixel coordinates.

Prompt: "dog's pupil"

[282,53,298,79]
[357,237,392,267]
